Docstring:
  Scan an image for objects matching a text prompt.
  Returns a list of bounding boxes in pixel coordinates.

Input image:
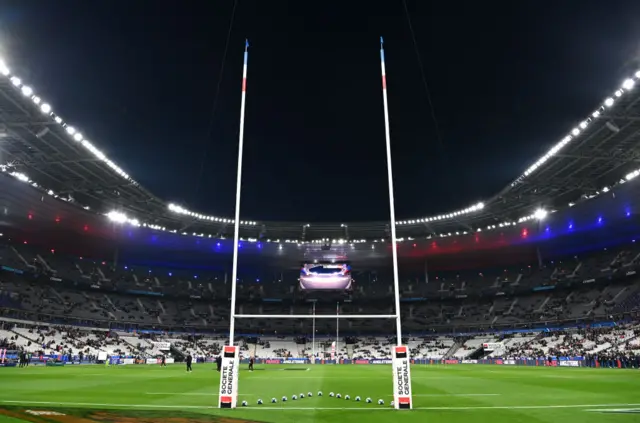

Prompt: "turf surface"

[1,363,639,423]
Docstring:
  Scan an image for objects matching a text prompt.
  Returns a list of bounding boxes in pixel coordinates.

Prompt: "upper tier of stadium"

[3,52,640,243]
[2,227,639,334]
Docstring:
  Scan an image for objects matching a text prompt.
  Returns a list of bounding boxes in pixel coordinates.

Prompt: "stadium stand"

[2,232,640,365]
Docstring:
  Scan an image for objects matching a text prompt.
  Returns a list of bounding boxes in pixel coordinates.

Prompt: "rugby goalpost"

[218,38,413,410]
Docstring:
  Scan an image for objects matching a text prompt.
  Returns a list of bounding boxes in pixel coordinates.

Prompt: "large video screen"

[299,262,352,290]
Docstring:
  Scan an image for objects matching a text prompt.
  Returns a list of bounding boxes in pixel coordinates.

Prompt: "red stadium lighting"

[50,249,55,254]
[522,228,528,238]
[28,214,33,220]
[83,224,89,231]
[55,217,61,223]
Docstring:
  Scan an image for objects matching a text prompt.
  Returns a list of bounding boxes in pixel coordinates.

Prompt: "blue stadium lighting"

[216,242,221,247]
[168,273,172,277]
[626,209,631,217]
[568,222,574,230]
[598,216,603,224]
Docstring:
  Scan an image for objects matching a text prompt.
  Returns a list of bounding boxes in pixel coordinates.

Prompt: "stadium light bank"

[2,52,640,242]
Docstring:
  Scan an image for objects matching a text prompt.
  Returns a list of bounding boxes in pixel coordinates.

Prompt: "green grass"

[1,363,639,423]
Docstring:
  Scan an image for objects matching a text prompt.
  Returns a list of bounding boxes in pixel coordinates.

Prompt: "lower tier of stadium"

[1,237,640,334]
[1,321,639,364]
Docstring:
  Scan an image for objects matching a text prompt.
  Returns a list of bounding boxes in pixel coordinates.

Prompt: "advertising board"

[218,346,239,409]
[392,346,412,410]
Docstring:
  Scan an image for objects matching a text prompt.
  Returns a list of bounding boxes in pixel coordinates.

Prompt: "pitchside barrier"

[237,358,395,364]
[235,357,637,368]
[417,358,587,367]
[234,357,592,367]
[3,355,634,369]
[0,355,173,366]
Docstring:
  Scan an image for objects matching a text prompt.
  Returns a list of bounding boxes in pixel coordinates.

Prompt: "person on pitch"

[186,353,193,372]
[249,355,254,371]
[161,355,166,367]
[216,354,222,372]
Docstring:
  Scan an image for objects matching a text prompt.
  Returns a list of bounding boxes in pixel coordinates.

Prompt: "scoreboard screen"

[299,262,352,290]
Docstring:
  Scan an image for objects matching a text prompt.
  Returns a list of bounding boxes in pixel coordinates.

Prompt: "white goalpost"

[218,38,413,410]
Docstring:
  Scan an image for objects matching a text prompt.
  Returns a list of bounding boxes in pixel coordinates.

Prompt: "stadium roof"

[3,55,640,243]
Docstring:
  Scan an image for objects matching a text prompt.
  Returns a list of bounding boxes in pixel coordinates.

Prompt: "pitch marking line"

[247,376,459,379]
[144,393,500,397]
[412,394,500,397]
[585,408,640,414]
[5,401,640,411]
[146,393,256,396]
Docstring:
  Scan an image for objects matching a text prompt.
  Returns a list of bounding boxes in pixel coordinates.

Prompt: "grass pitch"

[1,363,639,423]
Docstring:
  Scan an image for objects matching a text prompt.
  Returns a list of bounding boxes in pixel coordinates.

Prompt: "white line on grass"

[145,393,255,396]
[5,400,640,411]
[410,403,640,411]
[143,393,499,398]
[409,394,501,397]
[247,376,457,379]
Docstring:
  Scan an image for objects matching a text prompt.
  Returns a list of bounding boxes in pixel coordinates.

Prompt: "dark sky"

[2,1,640,222]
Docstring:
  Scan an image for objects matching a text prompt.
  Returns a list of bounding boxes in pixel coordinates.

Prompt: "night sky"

[2,0,640,222]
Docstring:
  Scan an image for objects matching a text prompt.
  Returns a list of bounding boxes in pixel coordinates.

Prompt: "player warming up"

[249,356,254,371]
[161,355,166,367]
[186,353,193,372]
